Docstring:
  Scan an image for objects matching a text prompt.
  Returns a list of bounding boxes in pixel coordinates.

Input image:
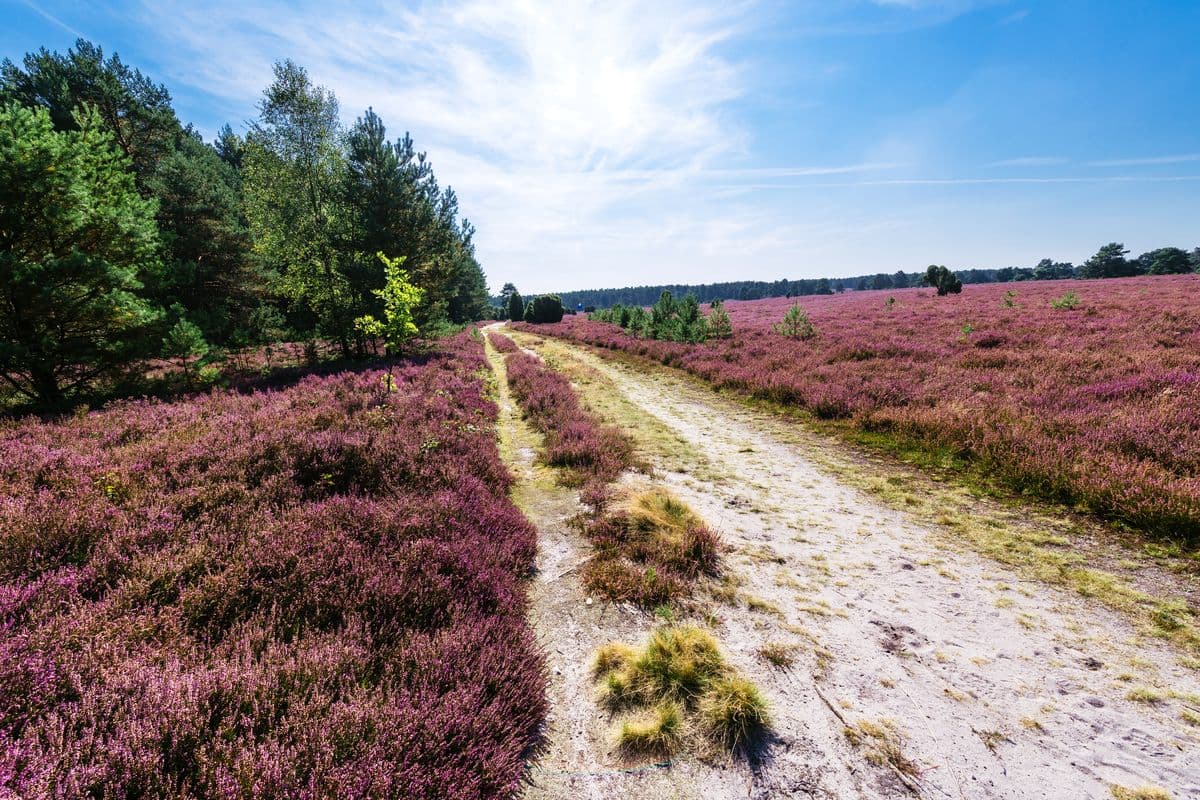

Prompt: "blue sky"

[4,0,1198,293]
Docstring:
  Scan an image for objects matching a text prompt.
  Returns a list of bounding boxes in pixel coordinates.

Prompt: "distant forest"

[537,244,1199,310]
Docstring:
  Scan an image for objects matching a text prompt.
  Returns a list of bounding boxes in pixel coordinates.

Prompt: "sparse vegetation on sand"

[593,625,770,756]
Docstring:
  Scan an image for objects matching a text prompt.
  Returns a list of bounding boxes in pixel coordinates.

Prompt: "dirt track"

[495,328,1200,800]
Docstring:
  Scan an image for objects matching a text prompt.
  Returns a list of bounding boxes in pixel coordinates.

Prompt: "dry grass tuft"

[756,641,798,669]
[616,701,685,755]
[844,718,921,778]
[1110,785,1173,800]
[698,676,771,750]
[594,624,770,758]
[1125,686,1165,704]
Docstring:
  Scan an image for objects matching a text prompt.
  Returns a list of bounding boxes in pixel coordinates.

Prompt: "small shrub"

[487,331,519,353]
[706,299,734,339]
[1051,291,1080,310]
[524,294,566,324]
[582,489,722,605]
[774,302,816,340]
[924,264,963,296]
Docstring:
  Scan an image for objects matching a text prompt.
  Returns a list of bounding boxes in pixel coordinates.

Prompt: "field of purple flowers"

[522,275,1200,543]
[0,333,545,799]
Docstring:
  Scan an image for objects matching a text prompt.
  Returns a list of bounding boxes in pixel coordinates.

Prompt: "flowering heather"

[487,332,520,354]
[0,333,545,799]
[503,350,634,499]
[521,275,1200,543]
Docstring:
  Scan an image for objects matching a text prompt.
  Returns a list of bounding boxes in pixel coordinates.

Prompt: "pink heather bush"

[519,275,1200,543]
[503,351,634,498]
[487,332,519,354]
[0,333,545,799]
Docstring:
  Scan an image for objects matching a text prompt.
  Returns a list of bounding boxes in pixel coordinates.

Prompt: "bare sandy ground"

[503,330,1200,800]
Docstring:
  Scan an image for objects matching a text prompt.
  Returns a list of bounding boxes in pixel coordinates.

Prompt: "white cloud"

[136,0,816,291]
[987,156,1067,167]
[1090,153,1200,167]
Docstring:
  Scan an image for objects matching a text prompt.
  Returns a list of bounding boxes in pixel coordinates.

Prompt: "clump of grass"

[698,676,771,750]
[582,488,722,606]
[617,701,685,755]
[1125,686,1165,704]
[1111,785,1173,800]
[593,625,770,757]
[757,641,798,669]
[844,718,921,778]
[593,642,637,676]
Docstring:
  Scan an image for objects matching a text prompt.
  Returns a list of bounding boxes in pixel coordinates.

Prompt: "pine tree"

[0,103,162,404]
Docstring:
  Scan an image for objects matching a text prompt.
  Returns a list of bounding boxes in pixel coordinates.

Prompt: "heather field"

[519,275,1200,543]
[0,333,545,799]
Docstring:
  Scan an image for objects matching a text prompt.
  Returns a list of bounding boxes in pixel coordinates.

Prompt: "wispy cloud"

[987,156,1066,167]
[136,0,776,290]
[735,175,1200,188]
[998,8,1030,25]
[1089,153,1200,167]
[16,0,87,38]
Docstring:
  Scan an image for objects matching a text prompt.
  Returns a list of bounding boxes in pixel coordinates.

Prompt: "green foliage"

[1078,242,1132,279]
[1003,290,1018,308]
[507,290,525,322]
[162,312,210,388]
[244,60,354,356]
[884,296,896,310]
[1051,291,1080,310]
[705,299,733,339]
[1032,258,1075,280]
[1138,246,1192,275]
[0,102,161,404]
[1,39,178,187]
[773,302,816,340]
[372,252,424,351]
[590,292,712,342]
[2,39,266,347]
[143,132,258,342]
[344,108,488,327]
[523,294,565,324]
[924,264,963,296]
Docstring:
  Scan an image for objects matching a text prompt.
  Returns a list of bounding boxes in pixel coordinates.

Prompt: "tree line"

[541,242,1199,310]
[1,40,490,406]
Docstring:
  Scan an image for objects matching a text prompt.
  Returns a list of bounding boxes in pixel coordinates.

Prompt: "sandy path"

[486,331,843,799]
[515,333,1200,800]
